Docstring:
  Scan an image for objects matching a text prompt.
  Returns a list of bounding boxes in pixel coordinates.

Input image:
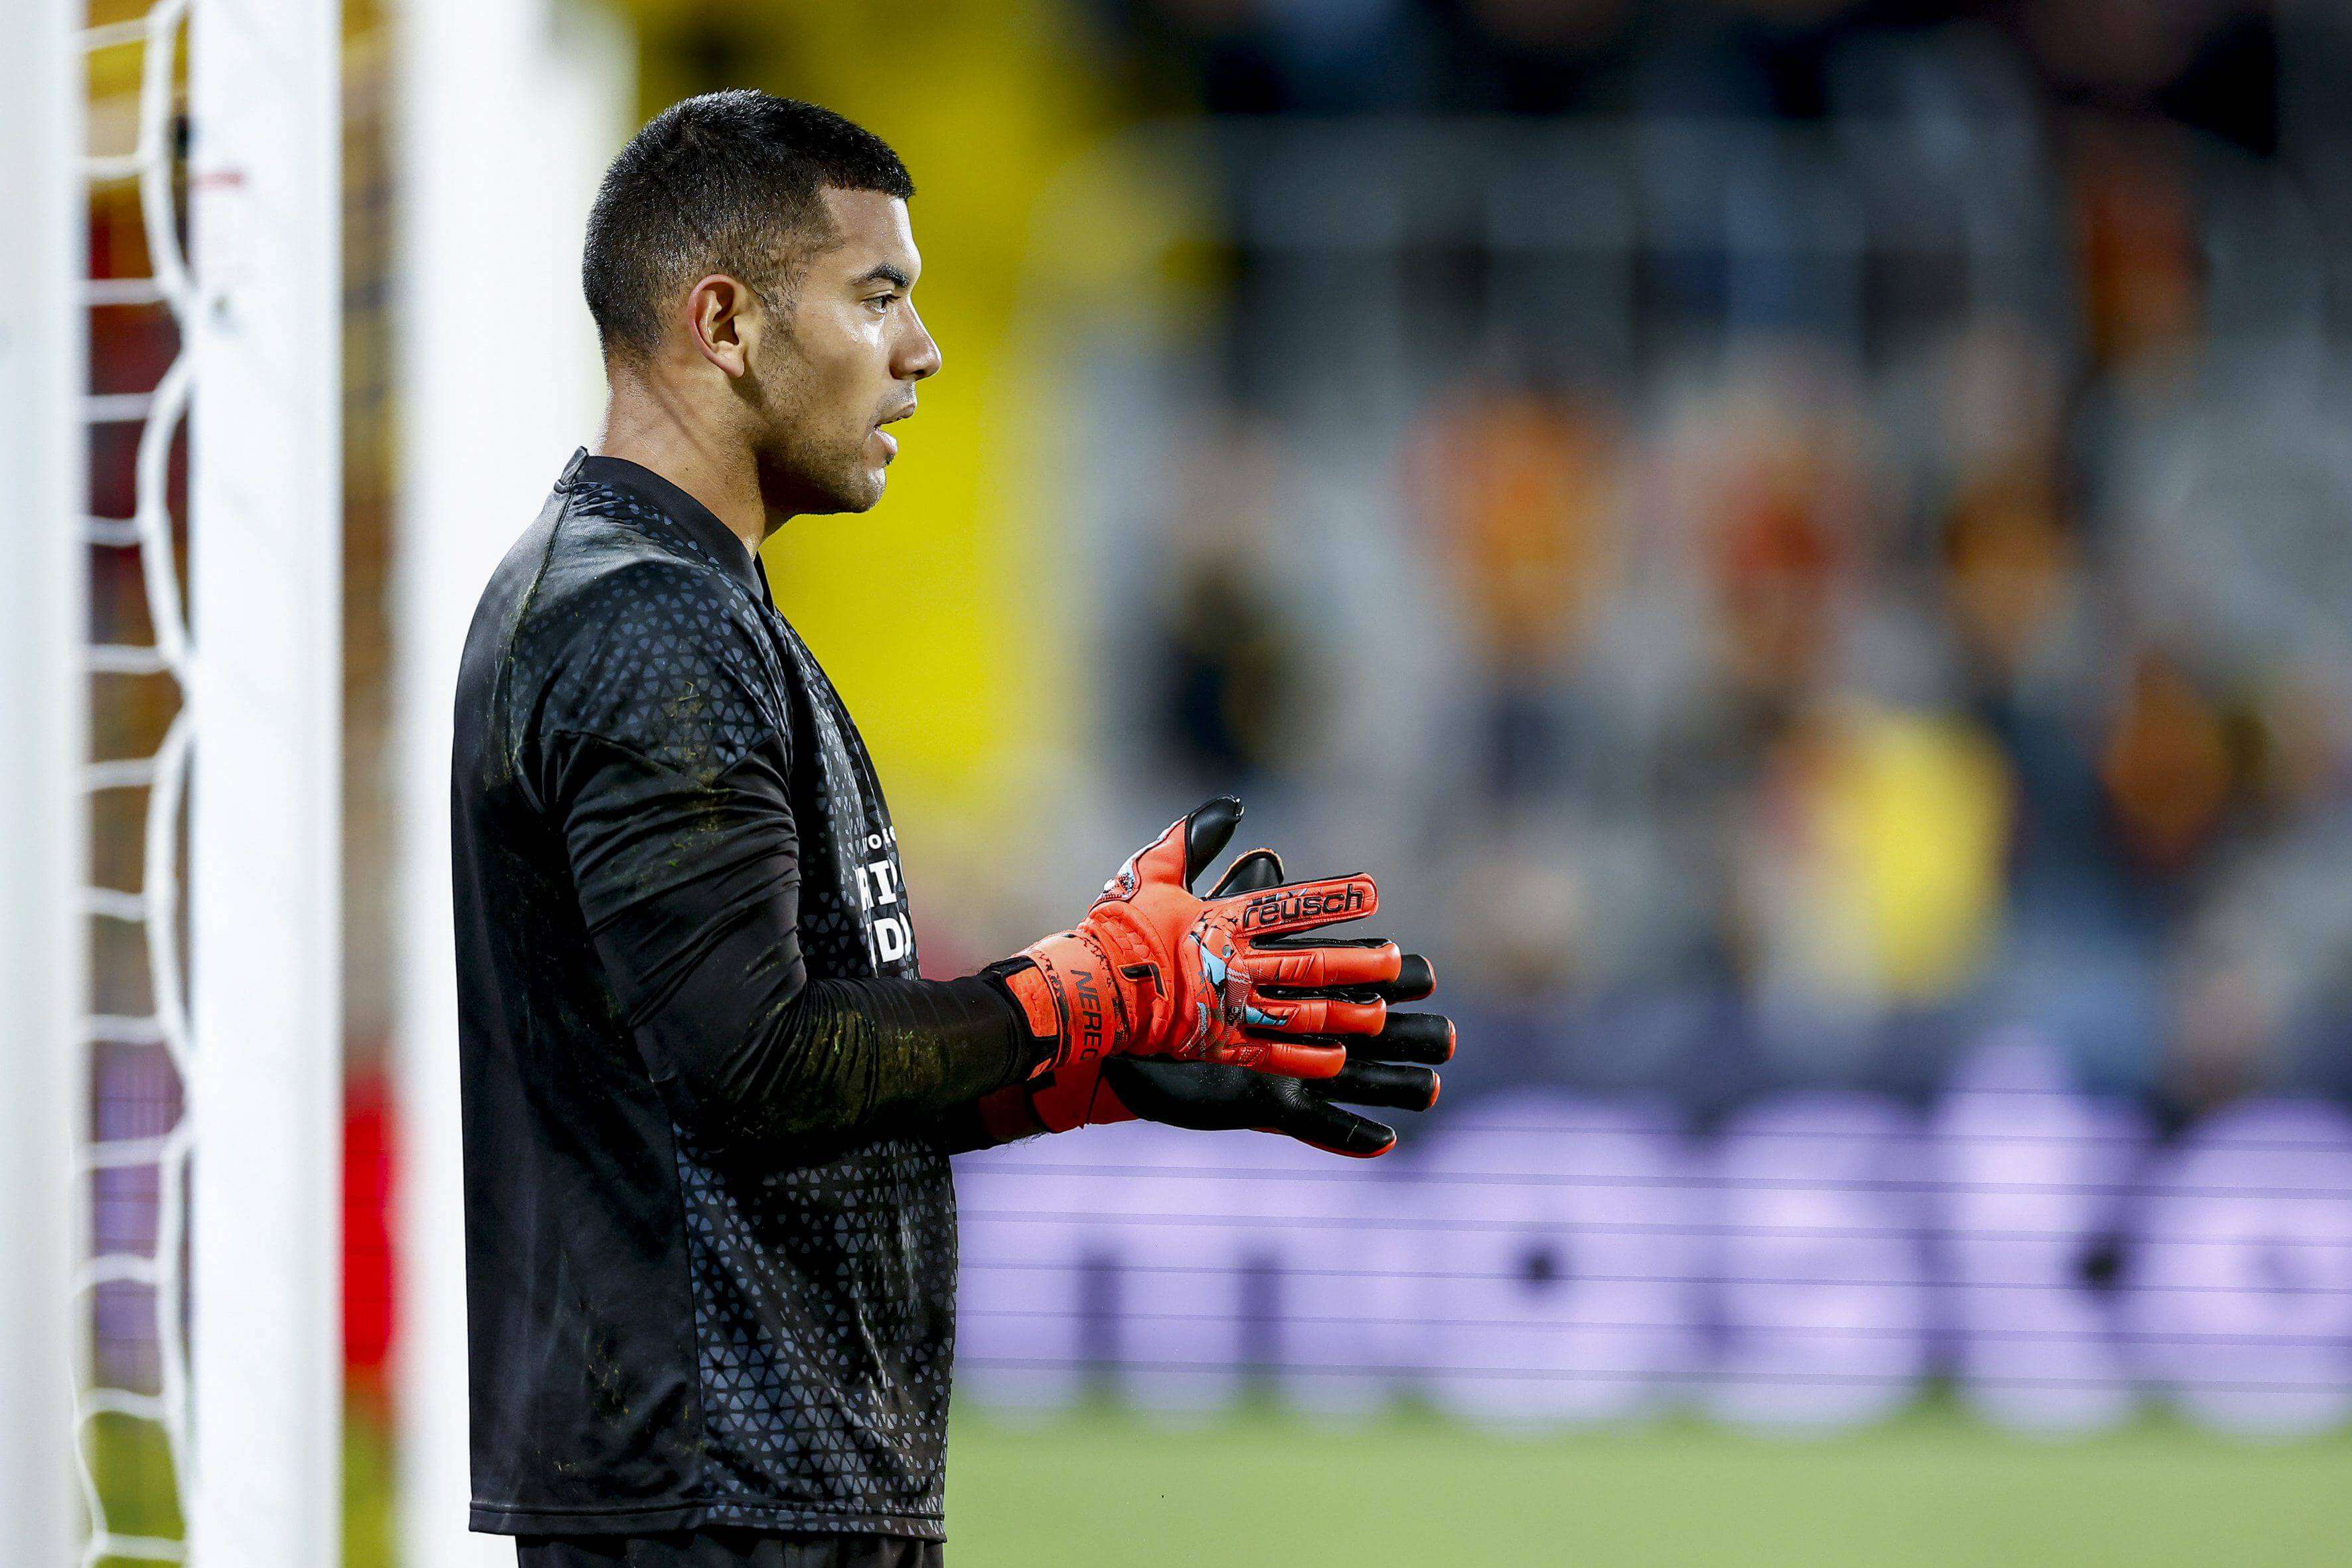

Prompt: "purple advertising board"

[954,1086,2352,1437]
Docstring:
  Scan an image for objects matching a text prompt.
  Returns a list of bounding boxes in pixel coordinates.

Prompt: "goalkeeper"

[450,91,1450,1568]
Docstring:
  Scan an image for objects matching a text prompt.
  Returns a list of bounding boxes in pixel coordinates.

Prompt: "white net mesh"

[77,3,198,1561]
[71,0,345,1555]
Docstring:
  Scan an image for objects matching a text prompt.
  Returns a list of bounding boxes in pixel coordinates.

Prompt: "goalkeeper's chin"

[840,427,900,509]
[797,449,892,516]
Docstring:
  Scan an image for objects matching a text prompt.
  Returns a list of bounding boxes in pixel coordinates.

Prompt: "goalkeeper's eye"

[865,292,900,313]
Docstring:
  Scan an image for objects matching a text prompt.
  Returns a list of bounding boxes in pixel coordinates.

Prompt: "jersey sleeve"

[532,564,1034,1157]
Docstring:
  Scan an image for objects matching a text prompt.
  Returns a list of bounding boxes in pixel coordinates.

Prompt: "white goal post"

[0,2,88,1563]
[391,2,631,1563]
[185,0,345,1558]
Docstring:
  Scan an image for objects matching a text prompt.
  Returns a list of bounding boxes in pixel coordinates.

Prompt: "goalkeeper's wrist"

[980,927,1139,1074]
[935,960,1063,1152]
[977,956,1064,1076]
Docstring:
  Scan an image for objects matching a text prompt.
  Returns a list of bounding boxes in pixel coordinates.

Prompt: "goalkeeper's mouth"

[874,401,916,460]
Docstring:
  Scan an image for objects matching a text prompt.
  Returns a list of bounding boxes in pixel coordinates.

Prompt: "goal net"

[1,0,342,1563]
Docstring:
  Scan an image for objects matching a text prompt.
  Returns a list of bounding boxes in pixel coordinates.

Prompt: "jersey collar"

[564,449,767,602]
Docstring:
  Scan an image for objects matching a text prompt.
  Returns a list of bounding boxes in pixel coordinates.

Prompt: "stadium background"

[72,0,2352,1563]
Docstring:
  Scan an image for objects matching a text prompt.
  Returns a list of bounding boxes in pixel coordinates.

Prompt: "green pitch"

[105,1399,2352,1565]
[944,1403,2352,1568]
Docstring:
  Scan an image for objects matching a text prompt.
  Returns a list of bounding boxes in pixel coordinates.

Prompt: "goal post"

[391,1,631,1561]
[0,1,89,1561]
[185,0,345,1559]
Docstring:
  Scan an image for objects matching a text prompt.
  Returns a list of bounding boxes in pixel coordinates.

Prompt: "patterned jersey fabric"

[451,451,1029,1538]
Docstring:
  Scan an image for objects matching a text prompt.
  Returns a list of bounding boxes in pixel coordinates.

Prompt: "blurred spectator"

[1684,354,1877,726]
[2067,119,2203,382]
[1739,698,2011,1014]
[1942,465,2075,688]
[2099,651,2232,879]
[1404,382,1623,799]
[1160,563,1295,781]
[1145,417,1310,792]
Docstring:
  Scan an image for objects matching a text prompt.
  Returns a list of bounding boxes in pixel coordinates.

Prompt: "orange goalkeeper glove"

[977,835,1452,1154]
[984,797,1395,1084]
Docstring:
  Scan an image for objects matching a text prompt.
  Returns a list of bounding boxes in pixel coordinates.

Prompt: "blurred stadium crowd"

[1033,0,2352,1121]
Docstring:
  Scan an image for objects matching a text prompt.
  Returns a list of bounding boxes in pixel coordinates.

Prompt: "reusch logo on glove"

[1237,883,1368,930]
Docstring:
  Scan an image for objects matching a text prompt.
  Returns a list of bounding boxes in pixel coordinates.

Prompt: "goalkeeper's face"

[745,187,941,516]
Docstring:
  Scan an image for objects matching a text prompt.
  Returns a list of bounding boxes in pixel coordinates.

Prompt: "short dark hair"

[582,90,914,360]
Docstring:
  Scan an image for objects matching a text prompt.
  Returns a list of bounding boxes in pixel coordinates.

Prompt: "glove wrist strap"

[984,925,1136,1073]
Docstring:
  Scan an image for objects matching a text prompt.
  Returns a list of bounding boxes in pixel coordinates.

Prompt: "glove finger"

[1220,874,1379,935]
[1382,953,1437,1002]
[1247,940,1401,990]
[1206,846,1285,900]
[1345,1010,1456,1065]
[1246,993,1387,1038]
[1261,1097,1398,1159]
[1104,1056,1399,1152]
[1253,941,1435,1002]
[1326,1059,1441,1113]
[1217,1037,1348,1079]
[1116,798,1240,896]
[1181,797,1243,889]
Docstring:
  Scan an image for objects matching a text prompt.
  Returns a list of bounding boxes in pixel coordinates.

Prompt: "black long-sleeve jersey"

[451,450,1032,1539]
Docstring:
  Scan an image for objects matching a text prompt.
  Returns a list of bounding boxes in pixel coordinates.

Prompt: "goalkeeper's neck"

[595,364,772,564]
